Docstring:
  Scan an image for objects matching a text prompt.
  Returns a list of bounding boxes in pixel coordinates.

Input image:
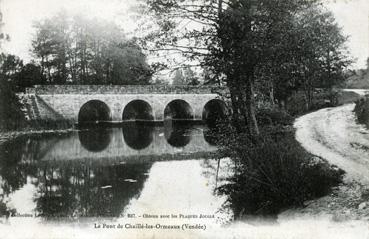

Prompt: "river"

[1,102,369,238]
[0,123,239,238]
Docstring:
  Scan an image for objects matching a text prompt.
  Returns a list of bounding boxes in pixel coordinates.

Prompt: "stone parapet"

[26,84,227,95]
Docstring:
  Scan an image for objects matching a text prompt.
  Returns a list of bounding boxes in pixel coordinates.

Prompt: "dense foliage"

[0,80,26,130]
[212,122,344,216]
[0,6,26,130]
[140,0,351,134]
[354,97,369,128]
[0,10,154,130]
[2,12,154,94]
[30,12,152,86]
[208,119,344,219]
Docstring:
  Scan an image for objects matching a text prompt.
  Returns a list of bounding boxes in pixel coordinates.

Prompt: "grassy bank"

[0,119,75,146]
[354,96,369,128]
[0,127,74,146]
[210,104,345,219]
[0,82,27,131]
[283,89,362,117]
[1,81,74,144]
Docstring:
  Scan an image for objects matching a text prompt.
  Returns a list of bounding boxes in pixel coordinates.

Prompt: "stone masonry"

[23,85,228,123]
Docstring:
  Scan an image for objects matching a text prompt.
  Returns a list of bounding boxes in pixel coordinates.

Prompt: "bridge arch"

[78,100,112,125]
[164,99,194,121]
[202,99,227,127]
[122,100,154,122]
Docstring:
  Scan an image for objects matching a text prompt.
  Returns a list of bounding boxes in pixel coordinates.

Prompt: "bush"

[0,81,27,131]
[27,119,74,130]
[354,97,369,128]
[337,91,362,105]
[216,127,344,217]
[256,106,293,126]
[286,90,339,116]
[0,80,74,132]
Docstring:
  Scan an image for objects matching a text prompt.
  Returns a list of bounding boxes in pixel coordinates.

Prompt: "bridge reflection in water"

[0,124,228,220]
[46,124,216,162]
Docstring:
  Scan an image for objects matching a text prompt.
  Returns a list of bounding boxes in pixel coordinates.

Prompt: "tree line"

[0,3,26,130]
[139,0,352,134]
[1,1,352,132]
[1,12,153,93]
[0,9,155,130]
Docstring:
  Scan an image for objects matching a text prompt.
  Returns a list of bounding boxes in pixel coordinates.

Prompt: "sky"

[1,0,369,69]
[326,0,369,69]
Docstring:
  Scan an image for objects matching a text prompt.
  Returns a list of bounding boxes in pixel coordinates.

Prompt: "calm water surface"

[0,124,233,224]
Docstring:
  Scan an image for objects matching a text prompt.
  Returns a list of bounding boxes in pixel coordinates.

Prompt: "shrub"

[286,90,339,116]
[216,127,344,217]
[256,106,293,126]
[354,97,369,127]
[0,81,27,131]
[27,119,74,130]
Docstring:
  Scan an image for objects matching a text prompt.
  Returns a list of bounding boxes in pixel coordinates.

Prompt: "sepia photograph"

[0,0,368,238]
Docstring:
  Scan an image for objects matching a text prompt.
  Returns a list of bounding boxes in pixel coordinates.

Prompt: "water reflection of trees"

[0,125,217,218]
[0,136,152,218]
[35,161,152,218]
[0,137,40,196]
[0,136,41,216]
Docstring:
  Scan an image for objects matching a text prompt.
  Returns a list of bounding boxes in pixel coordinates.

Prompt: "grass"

[211,109,344,218]
[354,96,369,128]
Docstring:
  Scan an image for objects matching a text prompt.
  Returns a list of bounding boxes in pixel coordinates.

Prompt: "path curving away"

[294,104,369,184]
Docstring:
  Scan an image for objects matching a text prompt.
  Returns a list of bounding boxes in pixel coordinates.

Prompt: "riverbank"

[0,128,74,146]
[214,110,344,219]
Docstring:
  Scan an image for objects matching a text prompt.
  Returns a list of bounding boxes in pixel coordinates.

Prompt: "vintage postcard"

[0,0,368,238]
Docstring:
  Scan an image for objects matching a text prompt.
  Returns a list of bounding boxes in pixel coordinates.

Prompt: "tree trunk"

[279,99,286,110]
[244,77,260,136]
[304,87,313,111]
[228,85,244,132]
[269,82,275,105]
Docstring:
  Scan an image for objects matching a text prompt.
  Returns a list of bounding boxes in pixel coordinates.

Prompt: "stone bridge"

[23,85,229,125]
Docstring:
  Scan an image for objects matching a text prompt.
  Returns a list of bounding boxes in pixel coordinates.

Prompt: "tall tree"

[14,62,44,91]
[0,6,26,130]
[292,7,350,108]
[255,5,351,109]
[31,13,152,85]
[139,0,350,134]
